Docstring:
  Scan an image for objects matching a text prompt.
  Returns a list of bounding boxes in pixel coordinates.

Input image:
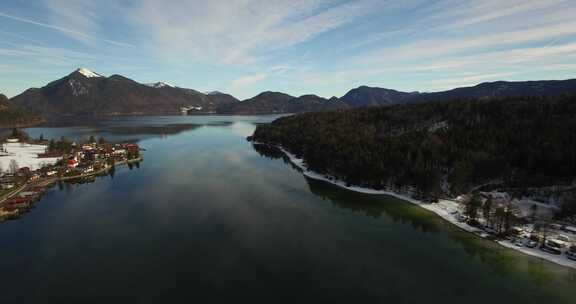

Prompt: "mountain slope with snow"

[146,82,174,88]
[10,69,238,116]
[76,68,103,78]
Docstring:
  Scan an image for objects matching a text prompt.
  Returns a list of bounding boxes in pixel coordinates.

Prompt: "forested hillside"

[250,95,576,215]
[0,93,43,127]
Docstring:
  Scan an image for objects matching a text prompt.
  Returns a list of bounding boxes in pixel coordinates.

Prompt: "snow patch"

[76,68,102,78]
[0,143,61,171]
[68,79,88,96]
[146,82,174,88]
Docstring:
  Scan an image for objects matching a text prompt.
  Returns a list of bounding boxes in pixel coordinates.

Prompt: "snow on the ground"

[515,198,559,219]
[498,239,576,268]
[0,143,61,171]
[77,68,102,78]
[265,143,576,270]
[146,82,173,88]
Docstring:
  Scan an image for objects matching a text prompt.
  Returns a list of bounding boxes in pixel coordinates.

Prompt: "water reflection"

[0,160,143,224]
[252,140,576,294]
[0,116,574,303]
[23,115,283,144]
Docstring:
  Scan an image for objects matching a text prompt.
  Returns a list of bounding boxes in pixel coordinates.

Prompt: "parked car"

[541,239,566,255]
[526,240,538,248]
[566,246,576,261]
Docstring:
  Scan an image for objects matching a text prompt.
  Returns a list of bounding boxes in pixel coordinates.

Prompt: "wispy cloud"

[232,73,268,88]
[1,0,576,99]
[0,10,131,47]
[131,0,384,65]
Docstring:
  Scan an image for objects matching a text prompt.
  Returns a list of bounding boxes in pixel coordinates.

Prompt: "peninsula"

[0,130,143,222]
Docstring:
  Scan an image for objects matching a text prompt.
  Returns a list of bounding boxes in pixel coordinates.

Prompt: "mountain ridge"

[9,68,576,116]
[10,69,237,116]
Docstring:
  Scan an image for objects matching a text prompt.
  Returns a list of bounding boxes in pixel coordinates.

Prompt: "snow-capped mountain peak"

[76,68,102,78]
[146,82,174,88]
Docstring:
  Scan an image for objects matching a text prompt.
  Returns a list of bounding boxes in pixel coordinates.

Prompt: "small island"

[0,129,143,222]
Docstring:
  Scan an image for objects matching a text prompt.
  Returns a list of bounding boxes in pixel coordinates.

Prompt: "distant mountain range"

[341,79,576,107]
[7,68,576,116]
[10,68,237,116]
[217,92,347,114]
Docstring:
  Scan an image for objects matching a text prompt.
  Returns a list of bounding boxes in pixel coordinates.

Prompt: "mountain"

[0,93,8,111]
[11,69,576,116]
[218,92,348,114]
[413,79,576,102]
[145,82,174,88]
[341,86,418,107]
[11,68,238,116]
[0,92,43,127]
[341,79,576,107]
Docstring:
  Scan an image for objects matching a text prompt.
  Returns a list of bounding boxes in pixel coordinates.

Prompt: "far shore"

[255,142,576,270]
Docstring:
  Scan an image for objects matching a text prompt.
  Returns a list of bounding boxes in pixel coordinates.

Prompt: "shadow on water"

[252,142,576,294]
[25,121,229,144]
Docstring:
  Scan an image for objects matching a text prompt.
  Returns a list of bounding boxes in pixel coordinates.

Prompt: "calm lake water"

[0,115,574,303]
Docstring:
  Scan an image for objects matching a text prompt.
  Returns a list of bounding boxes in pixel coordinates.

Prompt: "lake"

[0,115,575,303]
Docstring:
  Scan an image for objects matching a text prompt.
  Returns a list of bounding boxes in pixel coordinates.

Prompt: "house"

[18,191,37,198]
[67,159,78,168]
[113,149,127,156]
[17,167,31,178]
[80,165,94,174]
[124,143,139,152]
[0,183,14,190]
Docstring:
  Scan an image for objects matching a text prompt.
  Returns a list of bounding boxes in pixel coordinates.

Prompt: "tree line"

[250,94,576,217]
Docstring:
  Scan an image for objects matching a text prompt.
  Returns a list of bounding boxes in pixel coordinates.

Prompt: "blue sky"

[1,0,575,99]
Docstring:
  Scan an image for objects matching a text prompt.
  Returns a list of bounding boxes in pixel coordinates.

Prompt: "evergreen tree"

[483,197,493,227]
[465,193,482,224]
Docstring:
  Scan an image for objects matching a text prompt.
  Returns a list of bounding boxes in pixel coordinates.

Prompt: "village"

[0,129,142,222]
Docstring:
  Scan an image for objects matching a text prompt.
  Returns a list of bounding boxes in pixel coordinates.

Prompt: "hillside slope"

[10,69,237,116]
[250,95,576,216]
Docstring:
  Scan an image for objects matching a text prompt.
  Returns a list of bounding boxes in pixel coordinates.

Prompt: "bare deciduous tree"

[9,159,18,174]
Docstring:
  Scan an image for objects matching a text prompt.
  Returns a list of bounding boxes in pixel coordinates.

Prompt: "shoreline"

[0,157,143,209]
[257,142,576,270]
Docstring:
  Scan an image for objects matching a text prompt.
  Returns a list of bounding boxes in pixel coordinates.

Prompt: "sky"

[0,0,575,100]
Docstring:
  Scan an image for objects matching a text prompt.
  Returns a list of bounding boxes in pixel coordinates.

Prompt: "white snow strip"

[77,68,102,78]
[0,143,61,171]
[145,82,173,88]
[259,143,576,270]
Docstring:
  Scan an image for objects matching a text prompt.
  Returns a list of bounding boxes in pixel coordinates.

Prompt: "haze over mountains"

[7,68,576,116]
